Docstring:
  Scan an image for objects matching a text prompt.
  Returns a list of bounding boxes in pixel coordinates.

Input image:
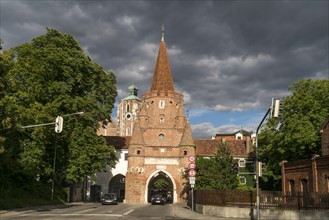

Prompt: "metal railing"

[193,190,329,211]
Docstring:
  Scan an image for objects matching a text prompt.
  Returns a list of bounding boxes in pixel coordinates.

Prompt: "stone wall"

[195,204,329,220]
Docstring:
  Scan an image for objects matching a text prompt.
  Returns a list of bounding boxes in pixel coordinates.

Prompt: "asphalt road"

[0,202,237,220]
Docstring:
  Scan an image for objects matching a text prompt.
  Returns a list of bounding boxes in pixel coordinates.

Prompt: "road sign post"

[187,155,197,211]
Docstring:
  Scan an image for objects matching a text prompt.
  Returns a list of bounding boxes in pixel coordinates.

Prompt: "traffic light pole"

[255,107,271,220]
[22,112,84,200]
[51,132,58,201]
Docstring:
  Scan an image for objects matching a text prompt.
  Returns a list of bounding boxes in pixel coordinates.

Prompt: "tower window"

[160,115,164,123]
[183,150,188,155]
[159,134,165,141]
[126,127,131,136]
[126,104,130,112]
[136,149,141,155]
[159,100,165,108]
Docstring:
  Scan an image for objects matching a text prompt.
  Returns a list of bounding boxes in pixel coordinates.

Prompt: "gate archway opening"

[108,174,125,202]
[147,171,174,203]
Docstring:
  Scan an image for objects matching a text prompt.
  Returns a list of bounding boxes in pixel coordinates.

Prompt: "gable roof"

[215,129,252,137]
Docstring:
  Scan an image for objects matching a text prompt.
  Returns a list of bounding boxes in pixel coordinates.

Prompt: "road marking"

[75,208,95,214]
[123,209,134,215]
[17,213,123,217]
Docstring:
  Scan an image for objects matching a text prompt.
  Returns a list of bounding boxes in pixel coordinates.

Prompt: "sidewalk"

[173,204,250,220]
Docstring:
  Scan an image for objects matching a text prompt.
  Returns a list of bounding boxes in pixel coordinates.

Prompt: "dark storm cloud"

[1,0,328,112]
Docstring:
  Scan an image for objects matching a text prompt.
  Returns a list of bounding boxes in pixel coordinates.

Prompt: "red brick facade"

[282,116,329,194]
[124,36,194,204]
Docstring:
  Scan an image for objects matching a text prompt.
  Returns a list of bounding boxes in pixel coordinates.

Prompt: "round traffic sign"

[188,155,196,162]
[188,169,196,177]
[188,163,197,169]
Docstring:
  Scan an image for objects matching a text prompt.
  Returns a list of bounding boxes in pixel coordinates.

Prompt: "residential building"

[282,116,329,195]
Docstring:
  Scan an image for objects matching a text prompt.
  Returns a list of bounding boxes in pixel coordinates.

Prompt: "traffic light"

[258,162,266,177]
[55,116,63,133]
[272,99,284,118]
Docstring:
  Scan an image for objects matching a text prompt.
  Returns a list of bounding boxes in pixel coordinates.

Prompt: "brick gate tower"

[125,28,195,204]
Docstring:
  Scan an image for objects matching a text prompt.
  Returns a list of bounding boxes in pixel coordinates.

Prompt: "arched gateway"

[108,174,125,202]
[124,28,195,204]
[146,171,175,203]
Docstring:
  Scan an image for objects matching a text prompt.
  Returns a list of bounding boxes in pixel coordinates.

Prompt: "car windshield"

[104,194,116,198]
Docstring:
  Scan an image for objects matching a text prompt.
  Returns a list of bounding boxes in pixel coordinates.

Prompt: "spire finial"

[161,24,165,41]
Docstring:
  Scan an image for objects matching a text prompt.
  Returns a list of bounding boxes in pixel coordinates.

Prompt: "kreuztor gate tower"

[125,29,194,204]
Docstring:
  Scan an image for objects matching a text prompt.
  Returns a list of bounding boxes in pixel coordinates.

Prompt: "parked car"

[101,193,117,205]
[151,194,166,205]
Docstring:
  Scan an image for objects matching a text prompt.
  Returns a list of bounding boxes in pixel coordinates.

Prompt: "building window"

[126,103,130,112]
[160,116,164,123]
[289,179,295,195]
[126,127,131,136]
[238,159,246,167]
[159,134,165,141]
[301,179,308,193]
[235,133,243,140]
[183,150,188,155]
[124,153,128,161]
[239,176,246,185]
[136,149,141,155]
[159,100,165,108]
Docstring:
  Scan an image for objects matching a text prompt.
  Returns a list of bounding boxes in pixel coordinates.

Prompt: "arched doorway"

[147,171,174,203]
[108,174,125,202]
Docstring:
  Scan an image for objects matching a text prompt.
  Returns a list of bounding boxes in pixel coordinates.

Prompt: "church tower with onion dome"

[125,27,195,204]
[117,84,142,136]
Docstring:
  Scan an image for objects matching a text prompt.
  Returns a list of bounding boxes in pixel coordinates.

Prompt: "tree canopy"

[194,142,239,190]
[0,28,117,200]
[259,79,329,186]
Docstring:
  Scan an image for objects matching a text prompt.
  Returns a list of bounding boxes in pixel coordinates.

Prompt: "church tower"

[117,84,141,136]
[125,27,195,204]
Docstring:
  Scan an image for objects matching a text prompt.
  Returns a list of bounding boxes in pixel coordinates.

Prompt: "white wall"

[92,149,128,195]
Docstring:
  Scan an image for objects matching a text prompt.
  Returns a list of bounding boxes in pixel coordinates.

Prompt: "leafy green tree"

[153,179,170,190]
[259,79,329,188]
[194,142,239,190]
[0,28,117,197]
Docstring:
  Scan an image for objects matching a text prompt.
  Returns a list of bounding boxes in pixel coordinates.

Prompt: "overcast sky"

[1,0,328,138]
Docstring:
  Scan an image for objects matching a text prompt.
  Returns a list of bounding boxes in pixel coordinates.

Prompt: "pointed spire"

[161,24,165,41]
[150,26,175,92]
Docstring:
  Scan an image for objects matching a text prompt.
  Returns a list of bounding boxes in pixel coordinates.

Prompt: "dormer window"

[159,100,165,108]
[235,133,243,140]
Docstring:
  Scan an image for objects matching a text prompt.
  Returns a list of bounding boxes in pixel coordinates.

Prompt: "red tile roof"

[194,139,254,157]
[150,39,175,92]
